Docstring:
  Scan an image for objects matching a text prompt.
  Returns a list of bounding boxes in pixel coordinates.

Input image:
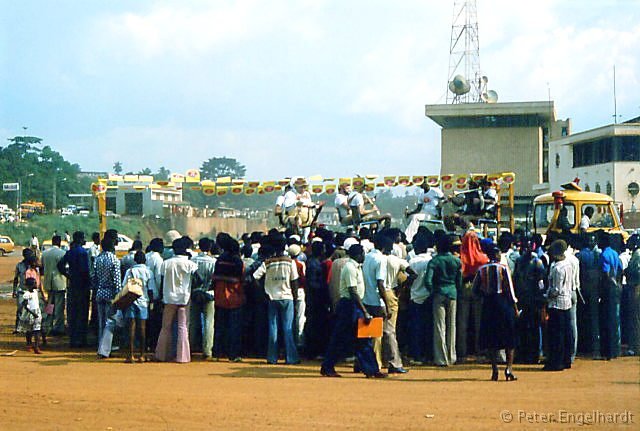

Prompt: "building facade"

[549,120,640,218]
[426,101,570,214]
[104,184,183,217]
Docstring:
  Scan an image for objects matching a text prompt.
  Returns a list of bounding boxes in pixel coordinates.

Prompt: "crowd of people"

[11,221,640,380]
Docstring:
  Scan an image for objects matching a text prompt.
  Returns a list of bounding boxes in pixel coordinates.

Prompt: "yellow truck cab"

[533,183,627,240]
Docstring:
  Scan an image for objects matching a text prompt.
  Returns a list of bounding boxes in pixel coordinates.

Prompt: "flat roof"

[552,123,640,147]
[425,101,556,128]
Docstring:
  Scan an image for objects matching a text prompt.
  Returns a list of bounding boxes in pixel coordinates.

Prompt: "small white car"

[115,234,134,253]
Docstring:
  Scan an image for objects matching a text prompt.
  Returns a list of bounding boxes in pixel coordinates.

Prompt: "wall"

[441,126,541,198]
[170,215,268,239]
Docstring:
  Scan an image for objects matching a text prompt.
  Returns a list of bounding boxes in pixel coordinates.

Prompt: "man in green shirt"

[425,235,462,366]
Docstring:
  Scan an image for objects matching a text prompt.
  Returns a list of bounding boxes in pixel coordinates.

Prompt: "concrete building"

[426,101,570,213]
[104,184,183,217]
[549,119,640,218]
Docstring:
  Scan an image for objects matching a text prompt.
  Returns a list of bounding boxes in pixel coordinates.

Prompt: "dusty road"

[0,251,638,430]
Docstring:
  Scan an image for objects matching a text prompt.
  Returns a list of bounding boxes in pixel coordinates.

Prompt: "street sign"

[2,183,19,191]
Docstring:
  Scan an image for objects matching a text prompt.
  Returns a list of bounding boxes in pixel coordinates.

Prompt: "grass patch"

[0,214,170,246]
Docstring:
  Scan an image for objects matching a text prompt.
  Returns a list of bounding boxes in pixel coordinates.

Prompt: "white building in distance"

[549,117,640,222]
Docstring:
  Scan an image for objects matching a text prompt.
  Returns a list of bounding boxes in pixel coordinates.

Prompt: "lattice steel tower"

[446,0,484,104]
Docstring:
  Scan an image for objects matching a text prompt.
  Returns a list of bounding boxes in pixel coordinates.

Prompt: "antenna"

[613,65,617,123]
[447,0,481,103]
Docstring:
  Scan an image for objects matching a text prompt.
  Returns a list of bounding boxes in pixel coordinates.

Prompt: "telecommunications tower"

[446,0,496,104]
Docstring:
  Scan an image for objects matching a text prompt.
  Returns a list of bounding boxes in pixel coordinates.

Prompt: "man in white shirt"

[383,243,416,373]
[405,183,445,243]
[361,235,389,369]
[544,240,574,371]
[580,206,595,233]
[349,186,391,229]
[335,184,353,226]
[407,238,434,364]
[565,243,581,363]
[189,238,217,358]
[253,235,300,364]
[155,238,199,363]
[481,180,498,217]
[277,185,298,227]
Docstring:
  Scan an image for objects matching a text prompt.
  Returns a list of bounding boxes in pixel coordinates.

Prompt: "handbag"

[112,277,144,310]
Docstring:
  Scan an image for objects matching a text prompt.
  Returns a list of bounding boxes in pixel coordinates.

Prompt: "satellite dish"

[448,75,471,95]
[486,90,498,103]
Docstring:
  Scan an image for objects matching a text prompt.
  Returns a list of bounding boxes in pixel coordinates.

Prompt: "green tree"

[155,166,171,181]
[137,168,152,175]
[113,161,123,175]
[200,157,246,180]
[0,138,86,211]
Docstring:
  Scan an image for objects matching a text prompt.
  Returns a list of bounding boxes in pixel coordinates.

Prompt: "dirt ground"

[0,250,638,431]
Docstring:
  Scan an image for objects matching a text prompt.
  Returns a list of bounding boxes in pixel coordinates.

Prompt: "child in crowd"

[19,278,44,354]
[123,251,154,363]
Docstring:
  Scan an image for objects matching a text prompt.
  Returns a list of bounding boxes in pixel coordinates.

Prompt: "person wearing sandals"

[472,244,519,381]
[122,251,155,363]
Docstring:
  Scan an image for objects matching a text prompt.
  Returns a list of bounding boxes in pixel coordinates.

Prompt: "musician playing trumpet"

[404,182,445,242]
[349,184,391,230]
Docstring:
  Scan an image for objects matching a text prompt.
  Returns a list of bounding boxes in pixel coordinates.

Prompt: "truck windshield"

[534,204,555,229]
[581,204,616,228]
[534,203,575,229]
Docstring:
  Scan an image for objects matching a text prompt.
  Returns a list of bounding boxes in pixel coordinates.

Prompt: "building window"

[606,181,612,196]
[584,183,590,192]
[555,153,560,168]
[595,182,601,193]
[573,135,639,167]
[618,136,640,161]
[561,126,568,136]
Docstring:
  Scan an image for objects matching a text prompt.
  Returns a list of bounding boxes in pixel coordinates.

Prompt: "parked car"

[61,208,74,216]
[0,235,15,256]
[78,210,90,217]
[115,234,134,257]
[41,239,70,252]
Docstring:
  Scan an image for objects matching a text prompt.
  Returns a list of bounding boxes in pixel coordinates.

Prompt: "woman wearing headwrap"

[473,245,519,381]
[456,231,489,360]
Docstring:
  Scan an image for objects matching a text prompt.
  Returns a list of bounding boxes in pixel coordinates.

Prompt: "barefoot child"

[24,255,48,346]
[19,278,44,354]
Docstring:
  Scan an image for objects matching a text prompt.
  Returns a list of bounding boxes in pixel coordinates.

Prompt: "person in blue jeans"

[253,234,299,364]
[321,244,386,378]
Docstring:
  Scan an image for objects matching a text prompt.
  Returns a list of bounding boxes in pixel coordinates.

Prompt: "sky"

[1,0,639,181]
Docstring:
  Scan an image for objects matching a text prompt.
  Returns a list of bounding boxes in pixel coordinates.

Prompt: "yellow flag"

[171,173,185,183]
[185,169,200,183]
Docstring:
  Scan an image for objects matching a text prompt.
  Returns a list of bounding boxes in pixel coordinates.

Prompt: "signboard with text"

[2,183,19,191]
